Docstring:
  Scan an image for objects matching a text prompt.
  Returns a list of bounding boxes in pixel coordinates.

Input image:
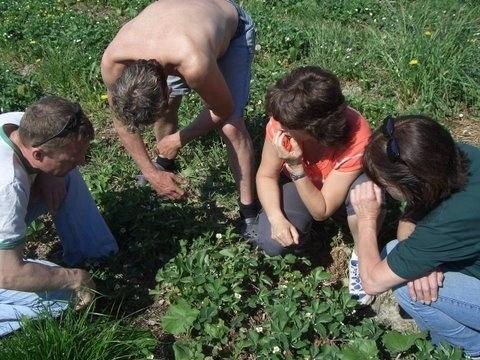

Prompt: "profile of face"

[34,139,90,177]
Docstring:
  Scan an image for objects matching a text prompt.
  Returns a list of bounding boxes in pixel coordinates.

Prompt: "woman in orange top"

[255,66,373,300]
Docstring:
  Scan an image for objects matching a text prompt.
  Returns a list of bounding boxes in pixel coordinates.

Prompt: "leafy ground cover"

[0,0,479,358]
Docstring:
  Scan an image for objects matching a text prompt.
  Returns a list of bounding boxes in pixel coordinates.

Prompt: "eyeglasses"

[382,115,401,161]
[33,108,85,147]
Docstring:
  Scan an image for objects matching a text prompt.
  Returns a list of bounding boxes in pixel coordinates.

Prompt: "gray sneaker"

[240,216,259,242]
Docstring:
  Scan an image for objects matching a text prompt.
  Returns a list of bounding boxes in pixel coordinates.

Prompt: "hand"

[35,173,66,216]
[270,216,299,247]
[408,269,443,304]
[145,168,187,200]
[156,132,182,160]
[350,181,383,222]
[272,131,303,167]
[72,269,96,310]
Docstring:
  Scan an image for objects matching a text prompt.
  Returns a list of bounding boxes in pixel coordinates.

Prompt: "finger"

[436,270,444,287]
[373,183,383,205]
[427,273,438,301]
[273,131,282,147]
[290,226,299,245]
[407,281,417,300]
[280,230,293,246]
[173,174,188,185]
[350,186,357,205]
[420,277,432,304]
[414,280,424,302]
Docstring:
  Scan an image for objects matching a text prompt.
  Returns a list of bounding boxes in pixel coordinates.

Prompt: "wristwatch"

[286,164,306,181]
[290,171,306,181]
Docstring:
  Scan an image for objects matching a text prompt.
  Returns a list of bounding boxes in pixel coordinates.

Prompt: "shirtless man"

[101,0,258,231]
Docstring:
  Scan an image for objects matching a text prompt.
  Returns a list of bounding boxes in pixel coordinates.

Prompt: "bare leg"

[218,117,255,205]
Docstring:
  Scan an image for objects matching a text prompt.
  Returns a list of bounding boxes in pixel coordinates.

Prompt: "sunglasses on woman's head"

[382,115,401,162]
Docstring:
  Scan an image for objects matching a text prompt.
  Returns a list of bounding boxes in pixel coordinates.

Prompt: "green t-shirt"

[387,143,480,280]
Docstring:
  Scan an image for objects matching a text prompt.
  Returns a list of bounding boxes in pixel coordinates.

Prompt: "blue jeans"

[0,168,118,337]
[385,240,480,357]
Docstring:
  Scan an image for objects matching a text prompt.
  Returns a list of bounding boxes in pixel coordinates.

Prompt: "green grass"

[0,0,479,358]
[0,306,156,359]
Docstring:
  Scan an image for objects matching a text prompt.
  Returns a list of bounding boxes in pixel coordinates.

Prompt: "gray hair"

[111,59,168,132]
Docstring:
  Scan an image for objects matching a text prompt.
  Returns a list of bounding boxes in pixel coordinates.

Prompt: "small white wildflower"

[255,326,263,333]
[215,233,222,239]
[272,346,280,354]
[234,292,241,299]
[459,113,464,118]
[285,36,290,41]
[255,44,261,51]
[305,312,313,319]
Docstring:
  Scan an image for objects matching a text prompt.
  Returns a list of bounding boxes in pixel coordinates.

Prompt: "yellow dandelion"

[100,94,109,101]
[424,31,432,36]
[409,58,419,66]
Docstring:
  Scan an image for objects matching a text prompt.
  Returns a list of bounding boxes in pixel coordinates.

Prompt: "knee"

[219,121,250,143]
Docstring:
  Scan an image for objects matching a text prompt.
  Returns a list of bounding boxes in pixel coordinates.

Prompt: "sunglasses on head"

[382,115,401,161]
[33,106,85,147]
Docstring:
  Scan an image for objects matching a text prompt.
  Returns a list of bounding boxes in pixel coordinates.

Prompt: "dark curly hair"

[265,66,350,148]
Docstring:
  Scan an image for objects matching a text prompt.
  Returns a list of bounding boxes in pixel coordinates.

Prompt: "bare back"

[102,0,238,86]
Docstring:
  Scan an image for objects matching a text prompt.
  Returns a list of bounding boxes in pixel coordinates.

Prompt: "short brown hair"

[110,59,168,132]
[363,115,470,221]
[19,96,94,151]
[265,66,349,147]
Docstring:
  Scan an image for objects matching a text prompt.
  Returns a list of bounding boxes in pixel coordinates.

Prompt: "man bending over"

[101,0,258,233]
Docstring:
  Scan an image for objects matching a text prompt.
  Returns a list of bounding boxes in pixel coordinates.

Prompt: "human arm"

[0,246,95,310]
[350,181,407,295]
[398,220,443,303]
[272,131,361,221]
[107,92,186,200]
[256,139,299,247]
[155,57,234,162]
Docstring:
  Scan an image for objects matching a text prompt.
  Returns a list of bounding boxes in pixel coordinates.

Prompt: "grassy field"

[0,0,479,358]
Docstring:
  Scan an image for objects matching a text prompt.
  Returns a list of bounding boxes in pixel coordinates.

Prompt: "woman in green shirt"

[350,115,480,357]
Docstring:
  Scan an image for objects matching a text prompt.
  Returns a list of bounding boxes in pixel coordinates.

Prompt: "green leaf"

[173,340,193,360]
[340,339,378,360]
[383,331,425,355]
[219,248,235,258]
[161,299,199,335]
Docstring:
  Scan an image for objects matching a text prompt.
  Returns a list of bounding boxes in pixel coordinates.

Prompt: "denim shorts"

[167,0,256,121]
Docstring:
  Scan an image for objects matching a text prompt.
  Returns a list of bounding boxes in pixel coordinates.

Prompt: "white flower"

[255,44,261,51]
[215,233,222,239]
[272,346,280,354]
[305,312,313,319]
[255,326,263,333]
[459,113,464,118]
[234,292,241,299]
